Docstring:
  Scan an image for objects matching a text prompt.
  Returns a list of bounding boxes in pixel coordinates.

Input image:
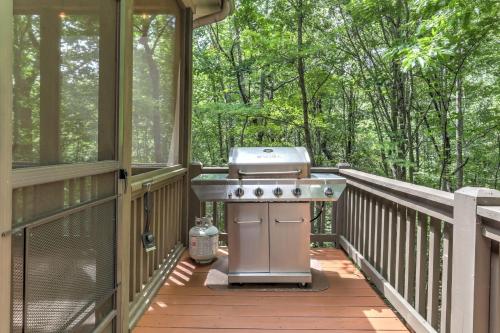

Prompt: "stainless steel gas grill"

[191,147,346,285]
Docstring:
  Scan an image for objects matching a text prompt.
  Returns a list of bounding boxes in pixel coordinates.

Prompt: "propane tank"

[189,216,219,264]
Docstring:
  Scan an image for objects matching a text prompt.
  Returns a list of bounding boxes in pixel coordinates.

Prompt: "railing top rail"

[130,165,186,193]
[477,205,500,223]
[339,169,454,208]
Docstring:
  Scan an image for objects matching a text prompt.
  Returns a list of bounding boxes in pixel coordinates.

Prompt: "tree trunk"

[217,113,224,163]
[455,75,464,189]
[406,72,415,182]
[296,0,315,165]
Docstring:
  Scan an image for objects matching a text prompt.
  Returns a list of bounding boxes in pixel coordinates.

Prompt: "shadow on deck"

[133,248,409,332]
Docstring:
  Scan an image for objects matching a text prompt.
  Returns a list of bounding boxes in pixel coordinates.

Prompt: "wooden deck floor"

[133,248,409,333]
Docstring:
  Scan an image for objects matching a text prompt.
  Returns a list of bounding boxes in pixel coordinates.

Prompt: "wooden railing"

[336,169,500,333]
[188,164,342,245]
[337,169,454,332]
[127,166,187,330]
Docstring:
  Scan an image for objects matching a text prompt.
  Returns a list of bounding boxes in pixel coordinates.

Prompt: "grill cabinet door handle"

[233,218,262,224]
[237,169,302,177]
[274,218,304,223]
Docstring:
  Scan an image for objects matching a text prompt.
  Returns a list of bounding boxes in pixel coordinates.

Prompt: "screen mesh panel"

[12,0,118,168]
[21,200,116,333]
[132,8,181,166]
[11,231,24,333]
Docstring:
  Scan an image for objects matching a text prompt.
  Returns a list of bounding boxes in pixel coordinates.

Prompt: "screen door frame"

[0,0,14,332]
[3,1,132,332]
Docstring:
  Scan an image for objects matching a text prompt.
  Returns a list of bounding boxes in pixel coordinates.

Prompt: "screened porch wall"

[9,0,121,332]
[5,0,194,332]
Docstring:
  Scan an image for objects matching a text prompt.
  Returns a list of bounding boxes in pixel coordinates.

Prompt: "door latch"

[119,169,128,192]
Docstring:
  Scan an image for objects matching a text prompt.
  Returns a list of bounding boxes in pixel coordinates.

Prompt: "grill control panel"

[192,173,346,202]
[225,184,341,201]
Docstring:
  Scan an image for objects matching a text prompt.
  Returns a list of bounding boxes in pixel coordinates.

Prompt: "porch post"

[450,187,500,332]
[335,163,350,248]
[116,0,134,331]
[180,6,193,245]
[0,0,13,331]
[187,162,203,242]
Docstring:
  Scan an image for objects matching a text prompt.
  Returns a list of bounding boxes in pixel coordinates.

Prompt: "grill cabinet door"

[269,203,310,273]
[227,203,270,273]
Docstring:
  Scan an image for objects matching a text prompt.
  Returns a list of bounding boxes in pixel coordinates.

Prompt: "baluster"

[415,212,429,316]
[358,190,364,253]
[404,209,416,304]
[395,205,407,294]
[347,187,353,243]
[440,223,453,333]
[169,182,174,251]
[166,183,172,252]
[321,201,325,243]
[355,189,361,250]
[332,200,338,245]
[351,187,356,245]
[363,193,369,257]
[135,197,142,295]
[427,217,441,328]
[176,180,182,244]
[380,200,389,279]
[139,195,147,290]
[223,202,228,245]
[159,186,165,263]
[178,179,183,243]
[129,200,136,301]
[387,202,397,285]
[366,193,372,256]
[368,195,375,263]
[154,188,160,270]
[176,179,182,244]
[374,198,382,272]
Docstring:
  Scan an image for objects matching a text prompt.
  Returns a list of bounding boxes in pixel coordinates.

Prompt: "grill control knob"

[292,187,302,197]
[324,187,334,197]
[273,187,283,197]
[254,187,264,197]
[234,187,245,197]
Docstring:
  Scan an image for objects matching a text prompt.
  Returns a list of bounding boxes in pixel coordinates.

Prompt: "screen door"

[10,0,120,332]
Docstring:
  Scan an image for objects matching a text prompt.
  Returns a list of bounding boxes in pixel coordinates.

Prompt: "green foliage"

[192,0,500,190]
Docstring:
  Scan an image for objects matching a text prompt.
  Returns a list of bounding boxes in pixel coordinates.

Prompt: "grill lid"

[228,147,311,179]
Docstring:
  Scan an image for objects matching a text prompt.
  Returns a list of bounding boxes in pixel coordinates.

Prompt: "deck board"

[133,248,409,332]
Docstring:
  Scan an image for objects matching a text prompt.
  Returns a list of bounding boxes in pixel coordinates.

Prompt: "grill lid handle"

[237,169,302,178]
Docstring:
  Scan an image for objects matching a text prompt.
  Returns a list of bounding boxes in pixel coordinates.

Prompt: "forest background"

[191,0,500,191]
